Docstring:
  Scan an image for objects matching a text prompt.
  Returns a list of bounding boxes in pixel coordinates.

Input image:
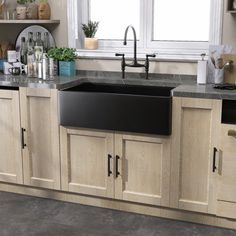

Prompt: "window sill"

[76,49,203,62]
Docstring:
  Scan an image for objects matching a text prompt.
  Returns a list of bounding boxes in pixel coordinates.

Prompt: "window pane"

[153,0,211,41]
[90,0,140,40]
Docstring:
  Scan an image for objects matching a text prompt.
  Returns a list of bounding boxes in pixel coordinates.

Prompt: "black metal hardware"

[115,53,125,79]
[21,128,26,149]
[115,155,120,178]
[115,25,156,80]
[213,147,217,172]
[145,54,156,80]
[108,154,112,177]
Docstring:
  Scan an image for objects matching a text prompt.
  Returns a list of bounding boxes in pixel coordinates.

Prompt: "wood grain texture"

[60,127,114,198]
[19,88,60,190]
[0,90,23,184]
[217,124,236,219]
[115,134,171,207]
[171,97,221,214]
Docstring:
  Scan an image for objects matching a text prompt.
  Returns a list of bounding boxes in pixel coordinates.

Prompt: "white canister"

[197,60,207,84]
[7,50,17,63]
[214,68,224,84]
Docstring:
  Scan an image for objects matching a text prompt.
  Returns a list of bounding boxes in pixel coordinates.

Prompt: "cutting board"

[221,54,236,84]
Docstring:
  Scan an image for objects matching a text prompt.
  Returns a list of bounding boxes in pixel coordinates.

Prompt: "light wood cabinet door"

[171,97,221,214]
[60,127,114,198]
[0,89,23,184]
[114,134,171,206]
[19,88,60,190]
[217,124,236,219]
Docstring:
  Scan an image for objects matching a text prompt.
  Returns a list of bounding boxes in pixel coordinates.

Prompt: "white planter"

[16,5,27,20]
[84,38,98,50]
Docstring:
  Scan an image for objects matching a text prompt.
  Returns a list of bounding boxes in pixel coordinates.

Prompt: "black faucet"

[115,25,156,80]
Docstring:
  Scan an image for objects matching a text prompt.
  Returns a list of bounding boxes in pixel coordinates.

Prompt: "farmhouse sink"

[59,82,174,135]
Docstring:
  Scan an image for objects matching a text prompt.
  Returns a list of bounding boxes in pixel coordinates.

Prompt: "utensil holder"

[214,68,224,84]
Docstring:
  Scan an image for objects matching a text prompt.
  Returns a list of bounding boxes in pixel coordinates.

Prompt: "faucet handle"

[146,54,156,58]
[115,53,125,57]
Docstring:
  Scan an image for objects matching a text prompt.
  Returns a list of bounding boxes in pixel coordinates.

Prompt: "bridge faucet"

[115,25,156,79]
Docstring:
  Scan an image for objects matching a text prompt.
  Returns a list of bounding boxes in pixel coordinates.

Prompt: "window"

[67,0,223,60]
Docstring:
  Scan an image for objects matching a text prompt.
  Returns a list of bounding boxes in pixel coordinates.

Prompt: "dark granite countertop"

[172,84,236,100]
[1,71,236,100]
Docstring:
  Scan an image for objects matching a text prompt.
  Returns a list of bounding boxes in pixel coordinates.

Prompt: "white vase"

[16,5,27,20]
[84,38,98,50]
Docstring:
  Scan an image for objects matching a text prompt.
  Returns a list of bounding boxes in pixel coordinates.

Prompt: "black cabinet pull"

[115,155,120,178]
[21,128,26,149]
[213,147,217,172]
[108,154,112,177]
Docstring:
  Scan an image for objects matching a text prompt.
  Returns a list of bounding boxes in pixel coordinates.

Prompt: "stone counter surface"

[1,72,236,100]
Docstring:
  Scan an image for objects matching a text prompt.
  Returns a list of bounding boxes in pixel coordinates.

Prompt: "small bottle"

[42,53,48,80]
[20,37,27,65]
[27,32,36,77]
[43,32,50,53]
[35,32,43,62]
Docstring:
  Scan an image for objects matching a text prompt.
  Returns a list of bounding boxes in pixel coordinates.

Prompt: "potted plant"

[82,20,99,50]
[48,47,77,76]
[16,0,29,20]
[38,0,51,20]
[26,0,38,19]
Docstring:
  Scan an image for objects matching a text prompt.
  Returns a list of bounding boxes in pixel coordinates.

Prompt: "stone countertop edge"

[1,74,236,100]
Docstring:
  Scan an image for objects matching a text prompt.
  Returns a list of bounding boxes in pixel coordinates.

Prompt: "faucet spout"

[123,25,138,65]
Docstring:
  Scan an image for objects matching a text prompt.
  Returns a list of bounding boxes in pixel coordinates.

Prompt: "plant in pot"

[82,20,99,50]
[26,0,38,19]
[38,0,51,20]
[47,47,61,76]
[48,47,77,76]
[16,0,29,20]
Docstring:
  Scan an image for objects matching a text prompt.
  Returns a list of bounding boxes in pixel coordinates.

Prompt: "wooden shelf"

[0,20,60,24]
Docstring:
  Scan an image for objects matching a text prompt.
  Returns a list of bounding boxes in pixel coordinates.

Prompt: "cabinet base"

[0,182,235,230]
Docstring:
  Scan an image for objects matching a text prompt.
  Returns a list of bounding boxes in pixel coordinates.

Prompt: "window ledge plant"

[82,20,99,50]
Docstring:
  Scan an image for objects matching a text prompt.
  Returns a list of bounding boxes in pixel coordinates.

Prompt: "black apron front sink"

[59,82,174,135]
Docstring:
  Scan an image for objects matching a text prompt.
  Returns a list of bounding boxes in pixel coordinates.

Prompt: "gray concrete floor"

[0,191,236,236]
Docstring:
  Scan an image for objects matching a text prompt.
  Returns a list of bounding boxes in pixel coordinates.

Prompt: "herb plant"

[82,21,99,38]
[48,47,77,62]
[17,0,35,4]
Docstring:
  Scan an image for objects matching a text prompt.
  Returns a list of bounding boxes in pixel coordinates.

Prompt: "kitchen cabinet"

[60,128,114,198]
[170,97,222,214]
[217,124,236,219]
[60,127,171,206]
[20,88,60,190]
[114,134,170,206]
[0,88,23,184]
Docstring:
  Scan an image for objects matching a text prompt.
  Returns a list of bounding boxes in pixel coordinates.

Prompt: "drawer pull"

[115,155,120,178]
[107,154,112,177]
[21,128,26,149]
[228,130,236,138]
[213,147,217,173]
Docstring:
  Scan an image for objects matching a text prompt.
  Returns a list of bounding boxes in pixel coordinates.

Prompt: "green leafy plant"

[82,21,99,38]
[48,47,77,62]
[17,0,35,4]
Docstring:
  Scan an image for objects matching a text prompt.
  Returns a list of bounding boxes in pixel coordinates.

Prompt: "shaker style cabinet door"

[0,89,23,184]
[114,134,171,207]
[19,88,60,190]
[60,127,114,198]
[217,124,236,219]
[170,97,221,214]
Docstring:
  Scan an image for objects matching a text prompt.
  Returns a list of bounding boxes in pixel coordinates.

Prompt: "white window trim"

[67,0,223,61]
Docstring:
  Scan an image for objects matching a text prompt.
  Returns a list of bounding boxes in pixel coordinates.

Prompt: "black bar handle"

[213,147,217,172]
[21,128,26,149]
[108,154,112,177]
[115,53,125,57]
[115,155,120,178]
[146,53,156,58]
